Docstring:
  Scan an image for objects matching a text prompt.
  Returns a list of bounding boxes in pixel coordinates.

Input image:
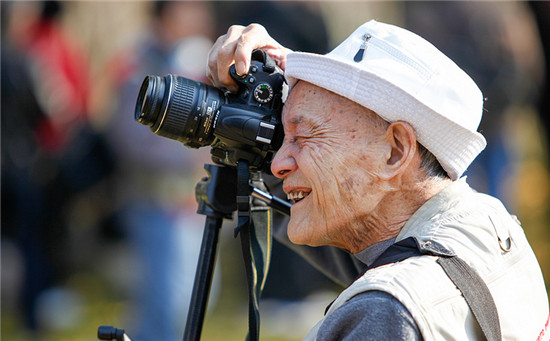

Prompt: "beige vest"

[304,180,549,340]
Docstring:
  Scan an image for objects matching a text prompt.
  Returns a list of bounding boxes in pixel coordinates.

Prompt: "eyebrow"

[288,115,317,130]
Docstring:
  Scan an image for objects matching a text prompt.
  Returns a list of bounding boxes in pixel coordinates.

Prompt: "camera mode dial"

[253,83,274,104]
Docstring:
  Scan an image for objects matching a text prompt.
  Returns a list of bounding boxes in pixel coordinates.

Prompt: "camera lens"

[135,76,165,126]
[135,75,226,148]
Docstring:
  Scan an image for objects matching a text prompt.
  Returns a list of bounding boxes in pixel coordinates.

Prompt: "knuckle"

[238,23,266,48]
[214,34,226,46]
[246,23,264,32]
[227,24,244,35]
[219,42,234,53]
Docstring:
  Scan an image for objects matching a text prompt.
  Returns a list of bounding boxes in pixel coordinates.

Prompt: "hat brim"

[284,52,486,180]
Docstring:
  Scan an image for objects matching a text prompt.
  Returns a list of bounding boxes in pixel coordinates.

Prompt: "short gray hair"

[418,143,449,179]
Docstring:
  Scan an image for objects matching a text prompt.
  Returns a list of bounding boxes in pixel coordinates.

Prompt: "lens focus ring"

[156,76,197,140]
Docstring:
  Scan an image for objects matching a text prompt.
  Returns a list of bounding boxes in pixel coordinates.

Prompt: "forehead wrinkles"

[283,83,328,127]
[284,81,389,134]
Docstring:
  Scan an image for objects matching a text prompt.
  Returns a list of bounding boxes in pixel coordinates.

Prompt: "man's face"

[271,81,391,251]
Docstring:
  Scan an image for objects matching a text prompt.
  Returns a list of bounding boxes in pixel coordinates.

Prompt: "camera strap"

[251,49,277,72]
[235,160,273,341]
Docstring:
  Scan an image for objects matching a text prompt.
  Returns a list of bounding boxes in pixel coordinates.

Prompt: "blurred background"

[2,1,549,340]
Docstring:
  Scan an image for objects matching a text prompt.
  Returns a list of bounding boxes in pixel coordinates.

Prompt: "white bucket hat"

[284,20,486,180]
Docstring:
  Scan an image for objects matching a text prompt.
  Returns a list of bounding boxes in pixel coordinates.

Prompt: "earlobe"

[380,122,417,180]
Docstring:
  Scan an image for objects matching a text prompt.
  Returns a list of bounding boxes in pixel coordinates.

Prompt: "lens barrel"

[135,75,225,148]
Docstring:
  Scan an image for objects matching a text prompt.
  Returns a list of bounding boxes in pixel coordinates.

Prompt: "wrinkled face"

[271,81,391,250]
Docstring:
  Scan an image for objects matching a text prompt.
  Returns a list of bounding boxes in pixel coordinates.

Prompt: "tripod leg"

[183,215,223,341]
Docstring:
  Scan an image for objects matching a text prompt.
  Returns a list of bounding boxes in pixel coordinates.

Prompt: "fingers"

[206,23,291,92]
[232,24,268,75]
[207,25,245,92]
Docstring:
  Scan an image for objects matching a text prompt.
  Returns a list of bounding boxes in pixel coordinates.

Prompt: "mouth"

[287,190,311,204]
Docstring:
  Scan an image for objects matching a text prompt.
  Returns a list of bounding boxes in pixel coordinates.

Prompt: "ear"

[379,121,418,181]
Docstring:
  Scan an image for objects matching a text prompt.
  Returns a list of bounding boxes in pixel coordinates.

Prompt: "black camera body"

[135,50,284,172]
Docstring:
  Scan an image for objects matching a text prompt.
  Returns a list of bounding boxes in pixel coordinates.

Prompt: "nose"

[270,142,297,179]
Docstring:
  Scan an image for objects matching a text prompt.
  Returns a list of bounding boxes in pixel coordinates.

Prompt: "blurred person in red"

[2,0,113,332]
[7,0,89,150]
[104,2,215,340]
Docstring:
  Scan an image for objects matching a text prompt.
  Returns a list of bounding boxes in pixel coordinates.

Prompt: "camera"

[134,50,285,172]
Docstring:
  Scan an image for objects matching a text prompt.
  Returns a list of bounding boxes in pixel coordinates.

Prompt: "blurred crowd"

[2,1,550,341]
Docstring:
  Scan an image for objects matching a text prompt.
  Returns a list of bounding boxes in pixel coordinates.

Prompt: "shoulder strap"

[437,256,501,341]
[368,237,502,341]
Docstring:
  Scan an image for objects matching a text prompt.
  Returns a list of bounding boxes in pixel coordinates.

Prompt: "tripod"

[98,162,290,341]
[184,163,290,341]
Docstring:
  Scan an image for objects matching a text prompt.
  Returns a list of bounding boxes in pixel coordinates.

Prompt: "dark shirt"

[315,239,423,340]
[317,291,421,340]
[271,217,423,339]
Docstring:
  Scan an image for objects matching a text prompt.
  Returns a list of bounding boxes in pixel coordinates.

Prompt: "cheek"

[299,139,345,184]
[297,141,359,212]
[289,136,388,246]
[305,138,387,208]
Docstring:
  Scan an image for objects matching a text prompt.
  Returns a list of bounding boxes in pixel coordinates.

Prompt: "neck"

[345,175,452,253]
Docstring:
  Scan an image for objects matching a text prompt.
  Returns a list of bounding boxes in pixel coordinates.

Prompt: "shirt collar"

[353,238,396,267]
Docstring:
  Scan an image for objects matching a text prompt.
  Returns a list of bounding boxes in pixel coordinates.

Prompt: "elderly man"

[208,21,549,339]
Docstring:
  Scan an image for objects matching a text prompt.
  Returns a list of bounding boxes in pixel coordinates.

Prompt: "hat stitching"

[367,33,433,81]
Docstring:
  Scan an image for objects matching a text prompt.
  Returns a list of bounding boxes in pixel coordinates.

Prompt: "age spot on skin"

[290,115,305,125]
[342,176,358,191]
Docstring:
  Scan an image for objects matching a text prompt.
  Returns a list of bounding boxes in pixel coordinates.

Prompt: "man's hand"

[207,23,292,92]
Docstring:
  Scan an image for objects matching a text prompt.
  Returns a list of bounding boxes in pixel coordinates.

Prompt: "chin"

[287,224,305,245]
[287,220,327,247]
[287,220,313,246]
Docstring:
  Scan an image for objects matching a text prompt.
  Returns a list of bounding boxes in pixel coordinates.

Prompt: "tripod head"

[195,163,290,218]
[195,164,237,219]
